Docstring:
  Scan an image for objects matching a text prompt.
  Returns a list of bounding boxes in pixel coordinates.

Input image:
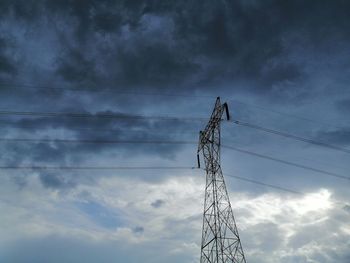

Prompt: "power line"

[0,160,341,199]
[0,161,308,195]
[224,173,303,195]
[228,99,344,129]
[0,138,196,145]
[229,119,350,154]
[0,110,207,121]
[2,163,344,210]
[224,172,347,209]
[0,82,214,99]
[0,165,197,170]
[1,108,345,156]
[222,145,350,181]
[1,135,348,181]
[1,109,347,156]
[1,82,344,129]
[2,108,346,155]
[0,120,200,135]
[2,162,344,208]
[0,119,201,137]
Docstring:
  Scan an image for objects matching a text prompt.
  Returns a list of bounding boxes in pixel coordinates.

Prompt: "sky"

[0,1,350,262]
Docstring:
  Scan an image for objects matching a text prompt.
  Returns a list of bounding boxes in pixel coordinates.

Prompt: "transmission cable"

[1,82,344,128]
[0,163,306,195]
[229,119,350,154]
[228,99,345,129]
[0,120,200,135]
[224,172,347,209]
[0,162,343,203]
[1,109,346,155]
[222,145,350,181]
[0,110,207,121]
[0,82,214,98]
[0,138,196,145]
[0,136,348,181]
[0,165,197,170]
[224,173,303,195]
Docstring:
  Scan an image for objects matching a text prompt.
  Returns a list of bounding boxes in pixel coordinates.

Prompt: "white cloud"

[0,171,349,262]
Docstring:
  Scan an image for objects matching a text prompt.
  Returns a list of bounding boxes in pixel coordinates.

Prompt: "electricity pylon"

[197,97,247,263]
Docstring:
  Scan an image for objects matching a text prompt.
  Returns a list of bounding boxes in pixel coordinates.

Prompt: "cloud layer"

[0,1,350,262]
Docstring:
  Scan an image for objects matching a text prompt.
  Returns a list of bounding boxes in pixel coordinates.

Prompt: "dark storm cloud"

[0,0,349,183]
[0,0,349,193]
[1,0,350,94]
[336,99,350,113]
[45,0,137,40]
[0,54,16,75]
[1,109,196,147]
[1,2,350,262]
[0,109,198,189]
[316,128,350,146]
[113,43,199,87]
[56,48,98,84]
[0,38,17,75]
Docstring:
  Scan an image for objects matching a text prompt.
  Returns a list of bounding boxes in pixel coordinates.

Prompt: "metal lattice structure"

[197,97,247,263]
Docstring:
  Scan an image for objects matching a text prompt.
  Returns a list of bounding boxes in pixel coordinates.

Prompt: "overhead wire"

[227,99,345,129]
[0,165,197,170]
[0,160,321,197]
[0,99,347,182]
[0,120,200,135]
[1,108,347,156]
[224,172,347,209]
[229,119,350,154]
[224,173,303,195]
[0,82,214,98]
[0,138,197,145]
[0,162,342,201]
[0,135,348,181]
[2,83,348,208]
[1,82,344,128]
[222,145,350,181]
[0,163,315,197]
[0,163,305,196]
[0,108,346,156]
[0,109,208,121]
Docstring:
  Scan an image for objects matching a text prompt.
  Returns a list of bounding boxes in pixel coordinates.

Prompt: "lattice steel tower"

[197,97,247,263]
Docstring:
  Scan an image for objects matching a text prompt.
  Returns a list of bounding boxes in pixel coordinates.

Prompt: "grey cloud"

[39,172,76,189]
[133,226,144,233]
[343,205,350,214]
[0,54,16,75]
[316,128,350,146]
[336,99,350,113]
[1,110,195,150]
[0,38,17,75]
[0,109,197,189]
[243,222,284,252]
[0,0,42,21]
[56,48,98,84]
[151,199,165,208]
[1,235,192,263]
[76,200,123,229]
[113,43,199,87]
[1,1,350,262]
[279,255,308,263]
[1,0,349,99]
